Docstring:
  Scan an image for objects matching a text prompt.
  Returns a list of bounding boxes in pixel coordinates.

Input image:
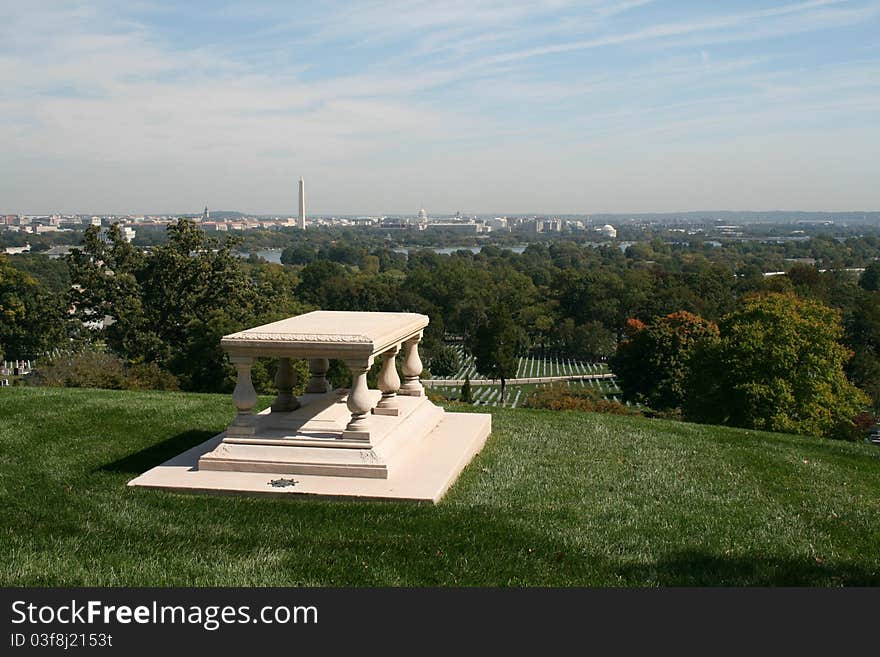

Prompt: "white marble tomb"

[129,311,491,502]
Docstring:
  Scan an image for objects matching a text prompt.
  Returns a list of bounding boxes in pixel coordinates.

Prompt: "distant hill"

[168,209,880,224]
[2,386,878,585]
[585,210,880,224]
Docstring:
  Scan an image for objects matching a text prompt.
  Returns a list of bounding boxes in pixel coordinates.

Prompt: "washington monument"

[298,177,306,229]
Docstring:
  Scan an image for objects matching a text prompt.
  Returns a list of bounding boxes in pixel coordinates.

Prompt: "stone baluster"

[229,355,257,436]
[342,359,373,441]
[306,357,332,393]
[373,345,401,416]
[271,357,300,412]
[399,333,424,397]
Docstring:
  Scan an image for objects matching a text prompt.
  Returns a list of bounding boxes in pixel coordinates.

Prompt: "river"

[238,242,640,263]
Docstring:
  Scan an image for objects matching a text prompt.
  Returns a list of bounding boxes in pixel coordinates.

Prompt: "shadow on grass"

[83,495,880,585]
[618,550,880,586]
[99,429,216,474]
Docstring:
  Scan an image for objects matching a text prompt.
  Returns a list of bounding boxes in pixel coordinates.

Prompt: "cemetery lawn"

[2,387,879,586]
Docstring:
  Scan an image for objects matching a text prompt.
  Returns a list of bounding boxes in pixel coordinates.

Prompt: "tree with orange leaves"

[611,311,720,412]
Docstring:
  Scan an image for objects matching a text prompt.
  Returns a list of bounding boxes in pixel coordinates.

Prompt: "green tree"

[787,263,822,297]
[571,321,616,362]
[0,255,68,360]
[845,289,880,412]
[428,344,461,377]
[469,306,526,401]
[460,375,473,403]
[5,253,70,293]
[688,293,867,439]
[280,244,317,265]
[67,219,306,392]
[859,262,880,291]
[611,311,720,411]
[295,260,349,306]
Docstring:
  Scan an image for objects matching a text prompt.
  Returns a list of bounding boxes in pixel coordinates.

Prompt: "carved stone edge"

[222,333,373,344]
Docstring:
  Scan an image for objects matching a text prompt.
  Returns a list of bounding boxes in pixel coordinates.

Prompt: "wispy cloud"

[0,1,878,213]
[477,0,859,65]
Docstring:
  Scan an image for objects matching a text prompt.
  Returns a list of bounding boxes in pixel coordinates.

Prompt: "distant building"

[98,226,136,242]
[715,224,743,237]
[486,217,509,232]
[519,217,563,233]
[203,206,209,222]
[379,217,410,230]
[3,244,31,254]
[426,222,481,235]
[544,218,563,232]
[599,224,617,239]
[44,245,75,258]
[348,217,379,227]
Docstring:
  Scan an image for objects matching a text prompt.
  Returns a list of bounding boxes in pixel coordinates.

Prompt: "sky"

[1,0,879,216]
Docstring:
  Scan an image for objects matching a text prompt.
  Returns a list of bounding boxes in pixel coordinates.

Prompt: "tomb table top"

[221,311,428,361]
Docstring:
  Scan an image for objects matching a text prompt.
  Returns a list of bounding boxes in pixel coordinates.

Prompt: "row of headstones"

[447,345,479,381]
[0,360,33,376]
[578,377,620,391]
[465,380,627,407]
[434,380,640,408]
[437,376,620,393]
[473,387,523,408]
[515,355,606,378]
[432,384,522,408]
[437,344,607,381]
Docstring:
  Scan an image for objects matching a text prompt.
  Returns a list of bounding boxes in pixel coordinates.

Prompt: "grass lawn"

[1,386,879,586]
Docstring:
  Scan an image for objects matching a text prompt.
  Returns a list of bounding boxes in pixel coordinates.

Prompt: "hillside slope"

[1,387,878,586]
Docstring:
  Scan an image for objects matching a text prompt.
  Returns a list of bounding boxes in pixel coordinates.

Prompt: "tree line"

[2,219,880,440]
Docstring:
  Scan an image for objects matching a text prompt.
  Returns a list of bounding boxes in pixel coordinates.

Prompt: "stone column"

[342,359,372,441]
[373,345,401,416]
[229,354,258,436]
[399,333,424,397]
[271,357,300,412]
[306,357,332,393]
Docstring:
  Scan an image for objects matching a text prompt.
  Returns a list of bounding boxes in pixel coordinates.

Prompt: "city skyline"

[2,1,880,215]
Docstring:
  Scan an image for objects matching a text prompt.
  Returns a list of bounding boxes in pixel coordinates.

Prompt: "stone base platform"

[128,407,491,503]
[201,390,448,479]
